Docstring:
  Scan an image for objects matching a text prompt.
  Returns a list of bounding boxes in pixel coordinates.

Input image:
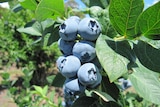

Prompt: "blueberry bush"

[0,0,160,107]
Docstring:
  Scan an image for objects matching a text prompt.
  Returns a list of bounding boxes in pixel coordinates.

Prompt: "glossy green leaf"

[35,0,64,21]
[43,85,48,96]
[46,75,55,85]
[42,22,60,46]
[92,90,116,102]
[12,4,23,13]
[136,2,160,40]
[19,0,37,10]
[2,73,10,80]
[109,0,144,38]
[41,19,55,30]
[52,73,65,87]
[96,35,131,82]
[133,40,160,73]
[101,76,119,100]
[17,21,42,36]
[129,62,160,105]
[139,36,160,49]
[72,96,97,107]
[46,26,59,46]
[33,85,43,95]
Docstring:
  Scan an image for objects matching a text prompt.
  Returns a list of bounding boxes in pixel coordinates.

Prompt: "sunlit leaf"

[129,61,160,105]
[136,2,160,40]
[35,0,64,21]
[43,85,48,96]
[109,0,144,38]
[19,0,37,10]
[17,21,42,36]
[92,90,116,102]
[33,85,43,95]
[96,35,131,82]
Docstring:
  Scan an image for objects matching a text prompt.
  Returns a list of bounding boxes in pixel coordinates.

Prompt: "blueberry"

[78,17,101,41]
[77,63,100,86]
[58,38,75,56]
[72,40,96,63]
[56,56,66,72]
[118,78,132,90]
[87,72,102,89]
[64,78,86,95]
[59,55,81,78]
[68,16,80,24]
[59,18,78,41]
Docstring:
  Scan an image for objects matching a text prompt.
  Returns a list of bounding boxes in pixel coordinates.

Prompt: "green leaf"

[101,76,120,100]
[71,96,97,107]
[33,85,43,95]
[35,0,64,21]
[41,19,55,30]
[19,0,37,10]
[41,33,50,46]
[92,90,116,102]
[136,2,160,40]
[12,4,23,13]
[52,73,65,87]
[46,75,55,85]
[42,22,60,46]
[2,73,10,80]
[43,85,48,96]
[22,81,30,88]
[96,35,131,82]
[49,91,55,101]
[17,21,42,36]
[129,62,160,105]
[133,40,160,73]
[109,0,144,38]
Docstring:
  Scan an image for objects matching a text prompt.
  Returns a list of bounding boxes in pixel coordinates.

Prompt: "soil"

[0,89,17,107]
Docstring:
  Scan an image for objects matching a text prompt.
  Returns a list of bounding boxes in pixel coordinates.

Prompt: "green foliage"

[133,40,160,72]
[129,61,160,104]
[96,35,129,82]
[1,0,160,107]
[35,0,64,21]
[19,0,37,10]
[109,0,144,38]
[136,2,160,39]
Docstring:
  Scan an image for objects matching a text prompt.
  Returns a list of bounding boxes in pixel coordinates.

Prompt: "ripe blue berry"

[78,17,101,41]
[118,78,132,90]
[64,78,86,95]
[56,56,66,71]
[58,55,81,78]
[77,63,100,86]
[58,38,75,56]
[68,16,80,24]
[72,40,96,63]
[59,18,78,41]
[87,72,102,89]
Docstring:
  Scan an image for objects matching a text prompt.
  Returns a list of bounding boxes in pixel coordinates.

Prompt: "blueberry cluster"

[56,16,102,107]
